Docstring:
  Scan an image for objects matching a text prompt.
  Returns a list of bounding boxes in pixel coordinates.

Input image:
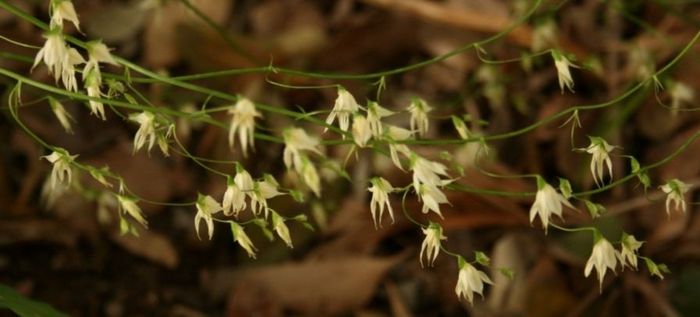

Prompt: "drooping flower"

[552,50,577,93]
[129,111,157,153]
[228,97,262,157]
[584,136,617,186]
[49,0,80,30]
[222,176,246,217]
[230,222,257,258]
[325,86,359,133]
[85,40,117,68]
[116,195,148,227]
[620,233,643,270]
[408,98,432,138]
[368,177,394,228]
[584,233,619,292]
[194,194,223,240]
[251,175,283,218]
[383,125,412,170]
[33,28,68,80]
[42,148,78,192]
[455,257,493,305]
[282,127,321,169]
[529,177,574,232]
[84,67,106,119]
[660,179,690,215]
[60,47,85,93]
[420,222,446,267]
[532,19,558,52]
[351,114,372,147]
[418,183,449,219]
[271,211,293,248]
[410,153,449,190]
[48,97,74,133]
[367,101,394,138]
[669,81,695,115]
[299,155,321,197]
[451,116,471,140]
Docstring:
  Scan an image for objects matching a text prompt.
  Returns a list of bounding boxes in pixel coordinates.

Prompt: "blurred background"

[2,0,700,316]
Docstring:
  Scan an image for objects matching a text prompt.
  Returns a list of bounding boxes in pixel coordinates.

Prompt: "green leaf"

[558,178,572,199]
[289,190,305,203]
[630,157,641,174]
[0,284,69,317]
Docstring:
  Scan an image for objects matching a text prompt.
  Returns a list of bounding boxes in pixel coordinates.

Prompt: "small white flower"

[228,97,262,157]
[660,179,690,215]
[230,222,257,258]
[383,125,413,170]
[420,222,446,267]
[418,184,449,219]
[50,0,80,30]
[84,71,106,120]
[42,149,77,192]
[552,50,577,93]
[194,194,222,240]
[33,29,68,81]
[325,86,359,133]
[408,98,432,138]
[282,127,321,169]
[620,233,643,270]
[529,178,574,232]
[411,154,449,190]
[48,97,74,134]
[585,235,619,292]
[299,156,321,197]
[532,19,558,51]
[60,47,85,93]
[251,175,283,218]
[585,136,617,186]
[368,177,394,228]
[116,195,148,227]
[455,257,493,305]
[271,211,293,248]
[129,111,157,153]
[351,114,372,147]
[85,40,117,66]
[367,101,394,138]
[222,177,245,217]
[669,81,694,115]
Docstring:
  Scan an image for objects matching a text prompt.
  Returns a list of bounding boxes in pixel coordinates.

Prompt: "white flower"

[325,86,359,133]
[282,127,321,169]
[420,222,446,267]
[367,101,394,138]
[455,258,493,305]
[585,235,619,292]
[418,184,449,219]
[620,233,643,270]
[33,29,68,81]
[85,40,117,66]
[130,111,157,153]
[116,195,148,227]
[194,194,222,240]
[222,177,245,217]
[50,0,80,30]
[383,125,413,170]
[529,178,574,232]
[351,114,372,147]
[585,137,617,186]
[48,97,73,133]
[299,156,321,197]
[669,81,694,115]
[271,211,293,248]
[660,179,690,215]
[228,97,262,157]
[84,70,106,120]
[230,222,257,258]
[368,177,394,228]
[552,50,577,93]
[60,47,85,93]
[42,149,77,192]
[408,98,432,137]
[251,175,283,218]
[411,154,449,190]
[532,19,558,51]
